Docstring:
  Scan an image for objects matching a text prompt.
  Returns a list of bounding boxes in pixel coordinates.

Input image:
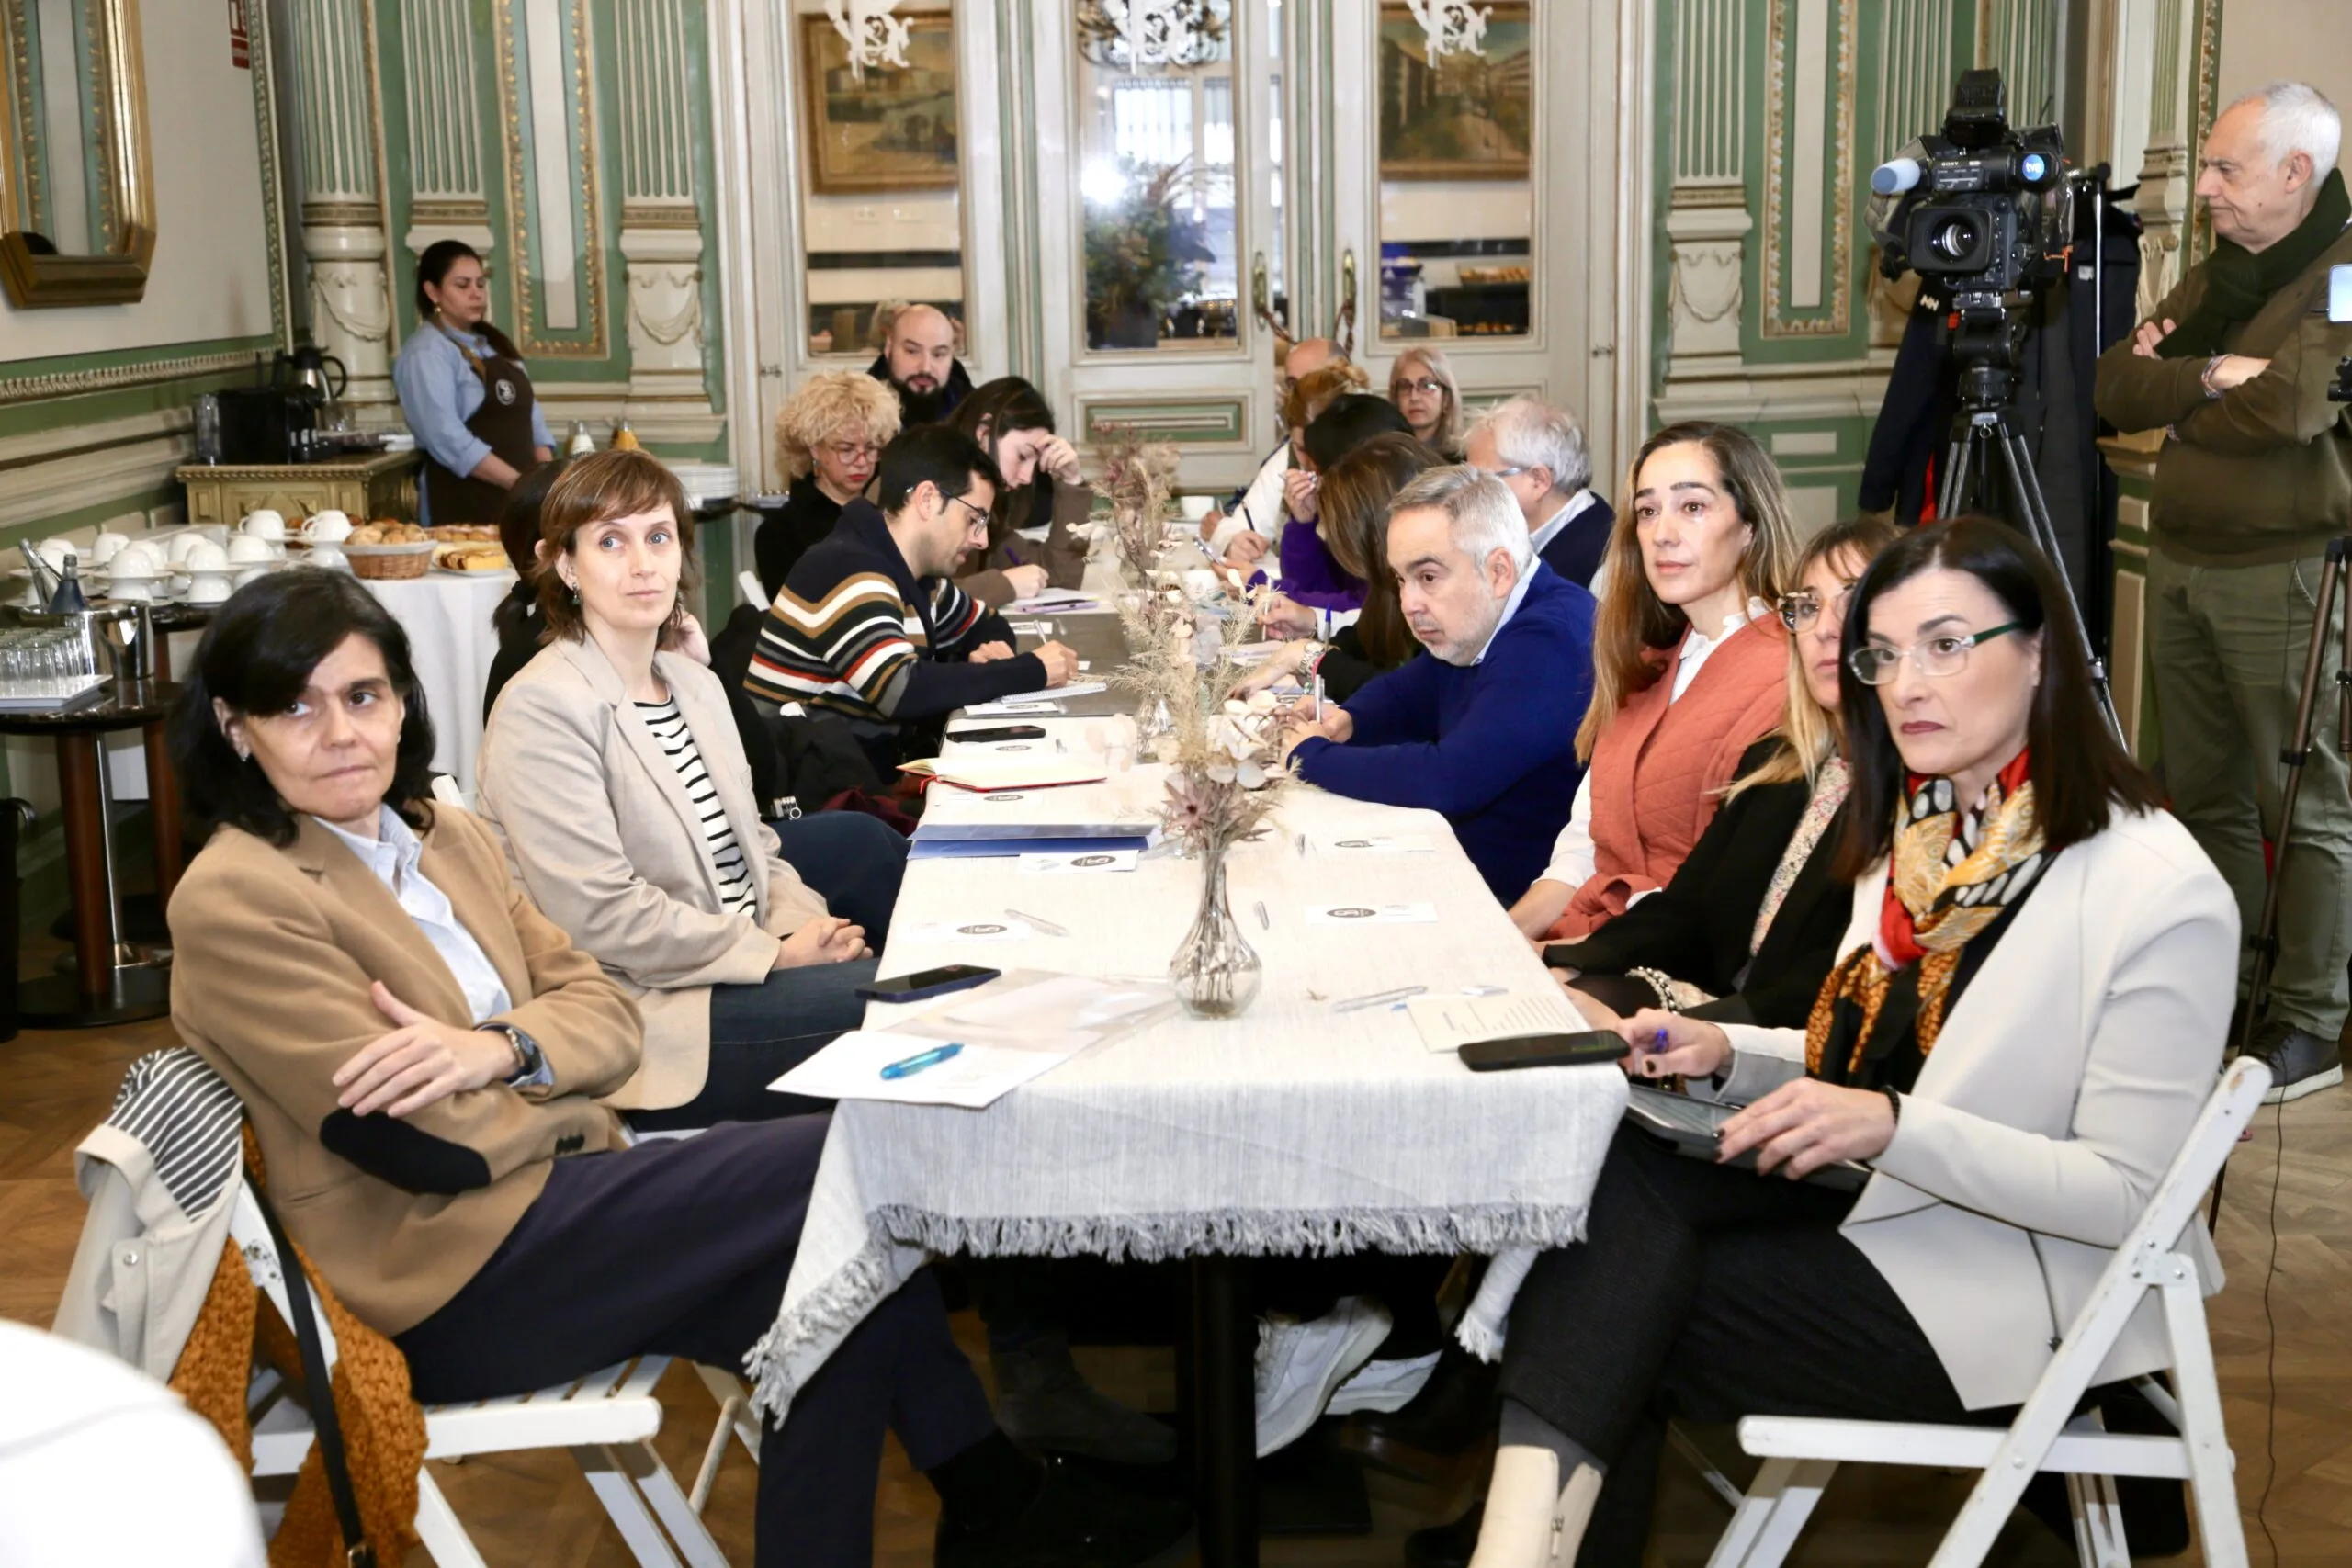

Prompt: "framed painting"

[1375,4,1532,181]
[797,13,962,195]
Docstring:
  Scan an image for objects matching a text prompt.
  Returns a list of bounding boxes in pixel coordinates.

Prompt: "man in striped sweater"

[746,423,1080,772]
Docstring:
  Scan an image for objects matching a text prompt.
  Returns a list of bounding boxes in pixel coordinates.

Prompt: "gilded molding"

[401,0,486,199]
[494,0,608,358]
[1759,0,1857,338]
[0,348,260,407]
[246,0,291,345]
[2187,0,2221,267]
[3,0,40,233]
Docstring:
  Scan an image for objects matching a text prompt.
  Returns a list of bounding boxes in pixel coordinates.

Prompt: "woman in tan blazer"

[478,449,882,1131]
[1464,520,2236,1568]
[165,570,1191,1567]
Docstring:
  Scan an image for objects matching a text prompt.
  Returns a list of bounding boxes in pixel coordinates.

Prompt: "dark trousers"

[628,955,880,1132]
[1499,1126,1968,1568]
[769,809,908,946]
[396,1120,995,1568]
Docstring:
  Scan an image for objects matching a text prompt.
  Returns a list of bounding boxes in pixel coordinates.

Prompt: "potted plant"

[1083,161,1216,350]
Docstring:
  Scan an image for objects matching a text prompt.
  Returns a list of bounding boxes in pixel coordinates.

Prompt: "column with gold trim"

[2132,0,2199,317]
[1663,0,1753,381]
[616,0,705,400]
[292,0,394,405]
[400,0,493,258]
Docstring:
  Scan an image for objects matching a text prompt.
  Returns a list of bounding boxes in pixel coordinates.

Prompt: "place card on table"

[1018,849,1139,874]
[893,918,1045,942]
[963,700,1065,716]
[1317,833,1437,854]
[771,1030,1069,1109]
[1305,902,1439,925]
[989,682,1110,703]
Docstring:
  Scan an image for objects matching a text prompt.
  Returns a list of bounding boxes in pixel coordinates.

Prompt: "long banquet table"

[748,570,1625,1566]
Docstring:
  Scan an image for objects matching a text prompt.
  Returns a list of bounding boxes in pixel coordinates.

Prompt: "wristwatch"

[481,1022,548,1088]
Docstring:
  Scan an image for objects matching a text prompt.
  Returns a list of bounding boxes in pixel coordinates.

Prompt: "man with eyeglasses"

[2094,80,2352,1101]
[1464,396,1615,591]
[748,424,1080,773]
[1201,337,1350,564]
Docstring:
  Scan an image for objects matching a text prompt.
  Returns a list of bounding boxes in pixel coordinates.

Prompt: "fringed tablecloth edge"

[746,1200,1589,1420]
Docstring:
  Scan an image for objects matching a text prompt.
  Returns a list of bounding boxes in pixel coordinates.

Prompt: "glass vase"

[1169,843,1261,1019]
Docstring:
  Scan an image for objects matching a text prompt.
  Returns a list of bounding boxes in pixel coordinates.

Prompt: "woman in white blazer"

[1466,517,2238,1568]
[476,450,878,1130]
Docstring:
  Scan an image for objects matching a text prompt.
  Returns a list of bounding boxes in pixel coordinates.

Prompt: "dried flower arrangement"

[1092,424,1183,586]
[1111,583,1288,857]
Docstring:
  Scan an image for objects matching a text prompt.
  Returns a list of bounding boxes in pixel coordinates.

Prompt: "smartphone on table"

[1459,1031,1627,1072]
[855,964,1002,1004]
[947,725,1049,743]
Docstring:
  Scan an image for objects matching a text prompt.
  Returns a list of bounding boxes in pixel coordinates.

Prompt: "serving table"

[0,680,183,1027]
[751,570,1623,1566]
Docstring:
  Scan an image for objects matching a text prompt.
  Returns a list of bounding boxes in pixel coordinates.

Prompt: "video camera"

[1866,69,2072,303]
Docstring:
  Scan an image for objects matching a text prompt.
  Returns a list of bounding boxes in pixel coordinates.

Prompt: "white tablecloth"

[746,739,1625,1421]
[358,571,514,793]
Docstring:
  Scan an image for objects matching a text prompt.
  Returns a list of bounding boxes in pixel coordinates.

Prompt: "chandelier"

[827,0,911,83]
[1076,0,1230,73]
[1406,1,1493,65]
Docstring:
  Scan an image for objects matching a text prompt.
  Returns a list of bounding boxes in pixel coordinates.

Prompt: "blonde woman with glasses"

[759,371,904,600]
[1388,345,1464,457]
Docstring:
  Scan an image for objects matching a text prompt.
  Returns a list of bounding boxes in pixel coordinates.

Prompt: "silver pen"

[1253,899,1270,931]
[1005,907,1070,937]
[1331,984,1427,1013]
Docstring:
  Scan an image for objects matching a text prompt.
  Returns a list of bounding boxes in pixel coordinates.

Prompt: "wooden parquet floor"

[4,1012,2346,1564]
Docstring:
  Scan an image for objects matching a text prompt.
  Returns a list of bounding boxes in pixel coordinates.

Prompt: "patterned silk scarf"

[1805,751,2046,1085]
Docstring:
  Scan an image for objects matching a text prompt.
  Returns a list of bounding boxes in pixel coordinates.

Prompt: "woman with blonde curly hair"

[757,372,903,599]
[1388,344,1464,457]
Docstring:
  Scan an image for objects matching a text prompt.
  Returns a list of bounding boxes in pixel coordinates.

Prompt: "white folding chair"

[230,1183,730,1567]
[736,570,767,608]
[1704,1056,2267,1568]
[427,772,472,813]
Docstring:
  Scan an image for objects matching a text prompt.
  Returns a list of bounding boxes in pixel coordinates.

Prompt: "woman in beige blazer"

[164,570,1199,1568]
[477,449,881,1130]
[1464,519,2238,1568]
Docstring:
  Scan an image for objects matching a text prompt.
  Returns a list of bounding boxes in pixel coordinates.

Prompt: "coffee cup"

[304,545,350,572]
[107,545,164,580]
[90,532,129,566]
[36,539,76,573]
[165,532,205,564]
[303,510,353,542]
[184,571,233,604]
[232,566,271,590]
[226,536,278,565]
[185,540,231,573]
[107,578,154,603]
[242,510,288,541]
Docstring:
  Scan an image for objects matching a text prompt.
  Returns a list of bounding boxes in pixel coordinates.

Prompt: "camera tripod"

[2207,535,2352,1229]
[1934,301,2126,745]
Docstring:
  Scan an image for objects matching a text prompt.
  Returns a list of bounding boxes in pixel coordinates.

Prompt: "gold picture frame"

[797,13,961,197]
[1376,3,1532,182]
[0,0,154,307]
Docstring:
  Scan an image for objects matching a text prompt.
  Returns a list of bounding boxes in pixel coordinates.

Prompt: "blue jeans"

[627,950,880,1132]
[625,811,902,1131]
[768,809,907,946]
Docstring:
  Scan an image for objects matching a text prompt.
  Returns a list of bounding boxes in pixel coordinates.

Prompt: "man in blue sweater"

[1281,466,1597,902]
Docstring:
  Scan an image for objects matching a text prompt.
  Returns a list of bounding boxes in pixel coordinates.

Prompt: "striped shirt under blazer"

[479,636,830,1111]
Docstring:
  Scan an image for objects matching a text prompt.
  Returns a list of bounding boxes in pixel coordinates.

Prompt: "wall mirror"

[0,0,154,308]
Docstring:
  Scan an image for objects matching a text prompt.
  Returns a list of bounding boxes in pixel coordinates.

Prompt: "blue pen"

[880,1043,963,1080]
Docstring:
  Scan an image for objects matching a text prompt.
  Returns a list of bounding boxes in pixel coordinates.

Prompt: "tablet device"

[1623,1083,1873,1192]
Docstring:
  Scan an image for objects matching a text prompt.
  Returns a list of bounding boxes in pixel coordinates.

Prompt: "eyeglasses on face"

[1846,622,2024,685]
[823,438,880,462]
[1391,377,1445,399]
[945,492,991,532]
[1776,580,1859,632]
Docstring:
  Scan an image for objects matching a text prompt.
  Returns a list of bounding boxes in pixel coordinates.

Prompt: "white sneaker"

[1254,1297,1393,1456]
[1327,1349,1442,1416]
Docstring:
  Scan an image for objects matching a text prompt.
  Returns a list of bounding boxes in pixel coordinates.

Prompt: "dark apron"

[423,333,541,525]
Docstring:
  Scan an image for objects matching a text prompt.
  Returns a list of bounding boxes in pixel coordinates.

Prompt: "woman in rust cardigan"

[164,570,1187,1568]
[1508,422,1802,942]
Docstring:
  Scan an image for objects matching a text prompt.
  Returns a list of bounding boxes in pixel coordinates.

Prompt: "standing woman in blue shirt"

[394,240,555,525]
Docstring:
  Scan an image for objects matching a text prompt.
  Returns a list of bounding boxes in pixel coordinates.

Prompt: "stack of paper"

[900,753,1109,792]
[773,972,1176,1108]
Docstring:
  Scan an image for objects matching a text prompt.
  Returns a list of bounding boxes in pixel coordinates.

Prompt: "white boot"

[1466,1445,1604,1568]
